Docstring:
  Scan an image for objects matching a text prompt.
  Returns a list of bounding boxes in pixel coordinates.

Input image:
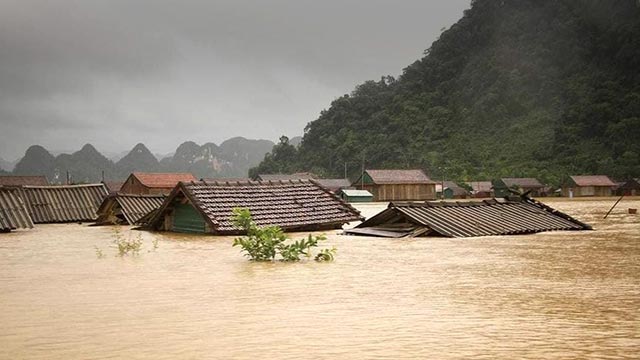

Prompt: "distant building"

[465,181,494,198]
[436,181,469,199]
[119,172,197,195]
[352,169,437,201]
[492,178,545,197]
[0,175,49,187]
[561,175,616,197]
[618,178,640,196]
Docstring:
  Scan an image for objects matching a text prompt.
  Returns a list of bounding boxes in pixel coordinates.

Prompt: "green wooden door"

[173,203,206,233]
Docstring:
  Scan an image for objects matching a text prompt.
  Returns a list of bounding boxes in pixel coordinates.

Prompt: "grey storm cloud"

[0,0,470,160]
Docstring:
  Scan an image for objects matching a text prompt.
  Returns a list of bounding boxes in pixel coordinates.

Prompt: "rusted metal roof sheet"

[349,197,591,238]
[0,187,34,231]
[131,172,197,188]
[570,175,616,187]
[96,193,166,225]
[0,176,49,186]
[148,179,363,234]
[17,184,108,223]
[362,169,435,184]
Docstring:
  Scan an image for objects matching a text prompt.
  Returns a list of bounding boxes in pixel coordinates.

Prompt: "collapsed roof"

[96,193,166,225]
[345,196,591,238]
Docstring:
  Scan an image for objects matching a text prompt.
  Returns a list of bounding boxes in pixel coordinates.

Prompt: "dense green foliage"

[251,0,640,186]
[231,208,335,262]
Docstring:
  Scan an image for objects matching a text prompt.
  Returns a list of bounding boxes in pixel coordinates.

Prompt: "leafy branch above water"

[231,208,336,262]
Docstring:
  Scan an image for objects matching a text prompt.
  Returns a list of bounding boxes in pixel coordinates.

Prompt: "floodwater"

[1,198,638,359]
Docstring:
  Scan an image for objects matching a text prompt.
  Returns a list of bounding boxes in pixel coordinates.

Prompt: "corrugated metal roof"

[0,176,49,186]
[148,179,363,234]
[361,169,435,184]
[96,193,166,225]
[16,184,108,223]
[131,172,197,188]
[350,197,591,238]
[570,175,616,187]
[102,181,124,193]
[0,187,34,231]
[339,189,373,197]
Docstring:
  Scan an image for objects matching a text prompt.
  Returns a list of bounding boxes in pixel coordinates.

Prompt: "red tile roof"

[363,169,435,184]
[149,179,363,234]
[0,175,49,186]
[132,172,197,188]
[570,175,616,187]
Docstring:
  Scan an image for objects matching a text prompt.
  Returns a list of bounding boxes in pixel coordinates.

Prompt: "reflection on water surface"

[1,198,638,359]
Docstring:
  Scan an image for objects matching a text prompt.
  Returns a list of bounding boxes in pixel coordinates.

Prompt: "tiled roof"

[0,175,49,186]
[0,187,34,231]
[348,197,591,238]
[363,169,435,184]
[314,178,351,192]
[570,175,616,187]
[96,193,165,225]
[16,184,108,223]
[149,180,363,234]
[257,173,316,181]
[501,178,544,188]
[132,172,197,188]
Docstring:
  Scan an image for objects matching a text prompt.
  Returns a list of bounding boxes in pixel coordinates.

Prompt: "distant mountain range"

[8,137,276,183]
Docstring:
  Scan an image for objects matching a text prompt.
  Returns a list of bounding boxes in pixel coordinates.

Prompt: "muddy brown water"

[1,198,638,359]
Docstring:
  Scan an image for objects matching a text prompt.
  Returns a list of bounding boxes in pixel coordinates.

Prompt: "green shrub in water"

[231,208,335,262]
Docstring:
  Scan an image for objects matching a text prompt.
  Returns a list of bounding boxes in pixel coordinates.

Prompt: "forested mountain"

[10,137,274,183]
[251,0,640,185]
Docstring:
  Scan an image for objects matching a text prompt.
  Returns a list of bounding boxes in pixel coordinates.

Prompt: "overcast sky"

[0,0,470,160]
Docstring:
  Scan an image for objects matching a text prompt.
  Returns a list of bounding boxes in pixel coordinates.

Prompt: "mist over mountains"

[7,137,275,183]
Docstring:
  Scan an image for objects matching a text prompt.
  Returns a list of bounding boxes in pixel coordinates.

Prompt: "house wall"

[361,184,435,201]
[119,177,172,195]
[562,186,612,197]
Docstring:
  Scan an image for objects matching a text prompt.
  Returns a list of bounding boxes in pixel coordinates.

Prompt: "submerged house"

[95,193,166,225]
[120,172,197,195]
[618,178,640,196]
[352,169,437,202]
[562,175,616,197]
[465,181,494,198]
[345,196,591,238]
[492,178,545,197]
[146,179,363,234]
[436,181,469,199]
[15,184,108,223]
[0,187,34,232]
